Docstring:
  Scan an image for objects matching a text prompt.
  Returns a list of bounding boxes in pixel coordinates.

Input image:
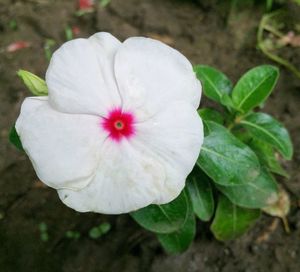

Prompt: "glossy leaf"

[220,93,235,110]
[131,190,189,234]
[217,169,279,209]
[194,65,232,104]
[240,112,293,159]
[198,108,224,124]
[231,128,253,143]
[17,70,48,96]
[9,125,23,151]
[232,65,279,113]
[187,170,214,221]
[157,196,196,254]
[211,195,260,241]
[197,121,260,186]
[248,139,289,177]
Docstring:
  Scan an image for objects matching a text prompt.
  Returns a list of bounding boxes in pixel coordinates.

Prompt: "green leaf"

[40,232,49,242]
[220,93,235,110]
[64,25,73,41]
[157,209,196,254]
[89,222,111,239]
[232,65,279,113]
[98,222,111,234]
[248,139,289,177]
[231,128,253,143]
[8,19,18,30]
[99,0,111,7]
[187,170,214,221]
[44,39,56,62]
[197,121,260,186]
[65,230,81,239]
[9,125,23,151]
[198,108,224,124]
[240,112,293,160]
[131,190,190,234]
[211,195,260,241]
[38,222,48,232]
[194,65,232,104]
[17,70,48,96]
[89,227,103,239]
[217,169,279,209]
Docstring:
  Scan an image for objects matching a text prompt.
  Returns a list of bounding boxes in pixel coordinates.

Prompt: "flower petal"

[16,97,104,190]
[114,37,201,120]
[58,102,203,214]
[46,32,121,116]
[135,101,204,204]
[58,139,166,214]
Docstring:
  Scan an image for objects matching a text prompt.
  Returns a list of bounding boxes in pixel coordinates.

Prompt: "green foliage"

[99,0,111,7]
[17,70,48,96]
[64,26,73,41]
[89,222,111,239]
[44,39,56,62]
[240,112,293,159]
[8,19,18,30]
[198,108,224,125]
[217,169,278,209]
[38,222,49,242]
[187,169,214,221]
[197,121,260,186]
[194,65,232,106]
[157,206,196,254]
[131,190,190,234]
[192,64,291,244]
[211,195,261,241]
[9,125,23,151]
[10,69,49,151]
[65,230,81,240]
[231,65,279,113]
[12,64,293,253]
[247,139,289,177]
[132,189,196,253]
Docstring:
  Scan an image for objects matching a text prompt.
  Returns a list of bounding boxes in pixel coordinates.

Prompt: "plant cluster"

[132,64,293,252]
[10,64,293,253]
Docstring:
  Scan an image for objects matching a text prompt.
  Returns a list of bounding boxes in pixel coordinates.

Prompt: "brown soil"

[0,0,300,271]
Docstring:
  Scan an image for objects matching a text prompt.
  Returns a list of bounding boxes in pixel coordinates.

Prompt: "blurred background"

[0,0,300,271]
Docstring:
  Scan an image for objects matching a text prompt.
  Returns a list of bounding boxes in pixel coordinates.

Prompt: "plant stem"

[282,216,290,233]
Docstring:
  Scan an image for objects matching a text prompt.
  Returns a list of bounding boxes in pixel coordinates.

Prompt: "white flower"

[16,32,204,214]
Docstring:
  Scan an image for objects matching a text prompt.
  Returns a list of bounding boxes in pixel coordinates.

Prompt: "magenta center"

[101,108,135,142]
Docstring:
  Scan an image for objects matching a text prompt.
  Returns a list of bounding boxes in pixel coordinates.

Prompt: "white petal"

[16,97,104,190]
[135,101,204,204]
[58,102,203,214]
[114,37,201,120]
[46,32,121,116]
[58,139,166,214]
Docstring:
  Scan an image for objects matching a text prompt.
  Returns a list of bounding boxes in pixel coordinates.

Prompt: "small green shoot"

[89,222,111,239]
[65,230,81,240]
[38,222,49,242]
[44,39,56,62]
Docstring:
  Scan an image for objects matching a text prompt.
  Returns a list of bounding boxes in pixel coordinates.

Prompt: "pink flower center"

[101,108,135,142]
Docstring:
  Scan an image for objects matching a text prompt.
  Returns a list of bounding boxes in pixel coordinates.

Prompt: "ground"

[0,0,300,271]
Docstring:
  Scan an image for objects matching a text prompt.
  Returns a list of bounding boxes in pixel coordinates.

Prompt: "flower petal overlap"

[16,32,204,214]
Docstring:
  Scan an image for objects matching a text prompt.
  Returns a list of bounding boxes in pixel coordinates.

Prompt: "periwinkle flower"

[16,32,203,214]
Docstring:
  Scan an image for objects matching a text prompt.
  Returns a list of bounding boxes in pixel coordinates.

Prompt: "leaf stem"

[257,11,300,79]
[281,216,290,234]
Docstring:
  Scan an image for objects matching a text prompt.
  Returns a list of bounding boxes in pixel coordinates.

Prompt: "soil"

[0,0,300,271]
